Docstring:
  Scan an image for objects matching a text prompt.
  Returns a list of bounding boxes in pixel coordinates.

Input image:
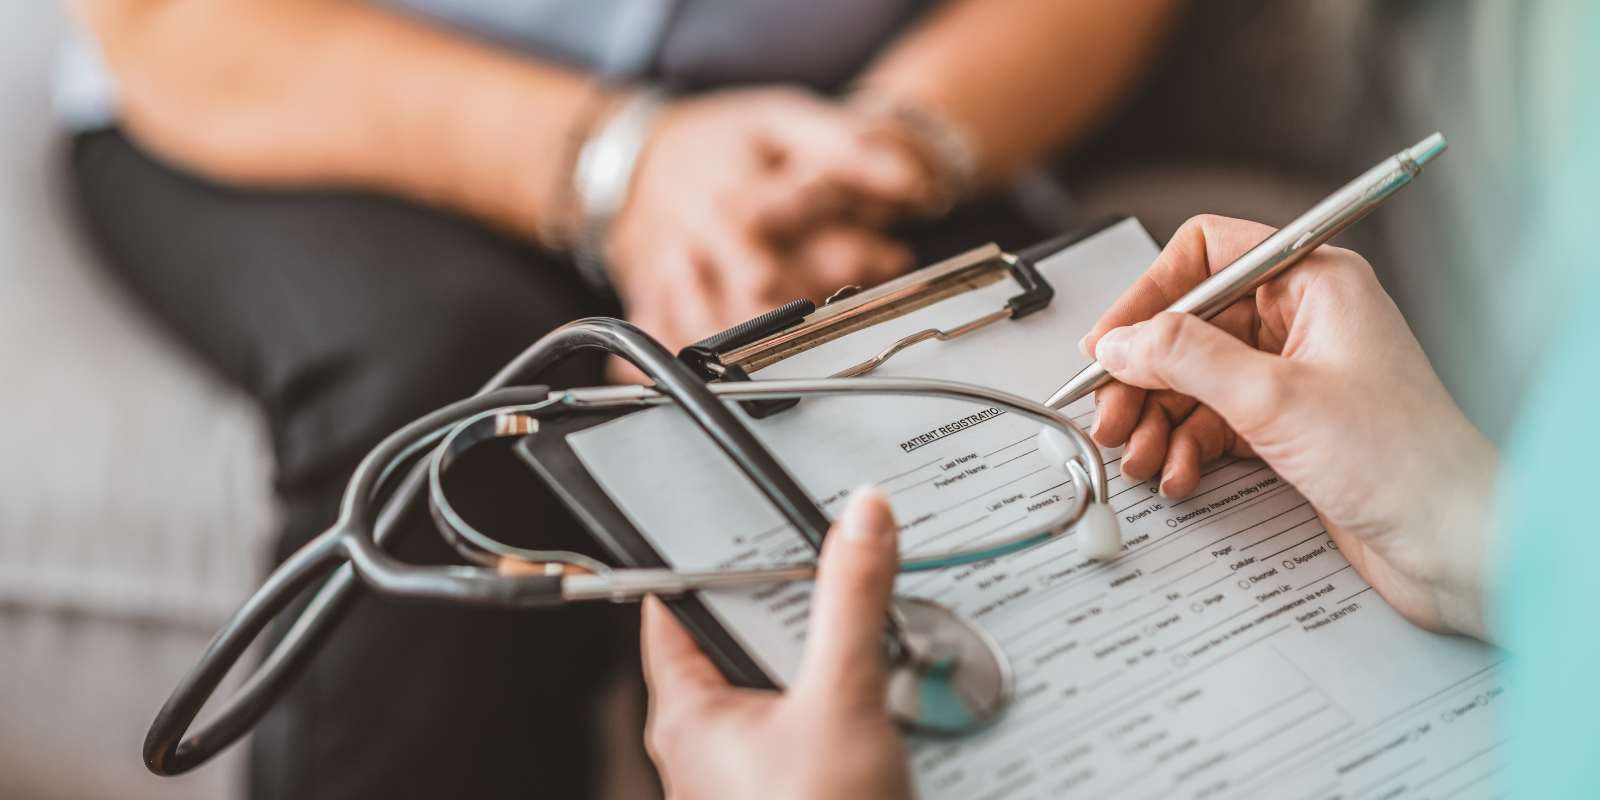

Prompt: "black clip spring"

[677,298,815,418]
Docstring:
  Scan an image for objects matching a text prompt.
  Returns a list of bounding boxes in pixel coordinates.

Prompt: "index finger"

[1082,215,1278,355]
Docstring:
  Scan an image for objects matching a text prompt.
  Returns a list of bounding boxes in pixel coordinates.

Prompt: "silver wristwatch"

[570,88,667,292]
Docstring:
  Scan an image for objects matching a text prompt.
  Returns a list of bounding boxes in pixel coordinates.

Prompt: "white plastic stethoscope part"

[1037,425,1122,560]
[1075,501,1123,561]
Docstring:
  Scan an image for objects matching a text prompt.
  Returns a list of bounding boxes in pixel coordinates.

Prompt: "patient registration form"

[569,220,1507,800]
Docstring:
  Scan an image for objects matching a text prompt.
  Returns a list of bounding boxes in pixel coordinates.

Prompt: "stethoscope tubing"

[429,379,1103,579]
[143,317,1110,776]
[145,318,856,776]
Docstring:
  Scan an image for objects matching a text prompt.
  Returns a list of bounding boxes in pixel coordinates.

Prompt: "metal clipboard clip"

[677,241,1055,416]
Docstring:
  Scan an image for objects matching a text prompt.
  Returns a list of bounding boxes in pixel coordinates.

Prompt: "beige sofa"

[0,2,276,798]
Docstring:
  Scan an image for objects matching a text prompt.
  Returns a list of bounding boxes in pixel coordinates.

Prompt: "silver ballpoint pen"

[1046,132,1448,410]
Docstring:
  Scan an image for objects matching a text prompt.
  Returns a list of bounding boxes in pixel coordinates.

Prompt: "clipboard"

[514,218,1122,688]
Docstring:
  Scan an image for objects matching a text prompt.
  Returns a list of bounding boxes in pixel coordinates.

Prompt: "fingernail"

[842,485,892,542]
[1096,325,1136,372]
[1077,334,1091,358]
[1158,471,1173,499]
[1088,394,1101,435]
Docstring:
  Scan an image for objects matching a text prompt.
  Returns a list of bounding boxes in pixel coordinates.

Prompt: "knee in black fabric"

[69,129,611,502]
[249,208,609,497]
[70,131,627,799]
[263,242,613,559]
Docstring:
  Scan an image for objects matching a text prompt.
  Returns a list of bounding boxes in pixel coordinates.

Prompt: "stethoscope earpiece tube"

[143,535,345,776]
[143,384,555,776]
[145,319,836,776]
[147,318,1121,774]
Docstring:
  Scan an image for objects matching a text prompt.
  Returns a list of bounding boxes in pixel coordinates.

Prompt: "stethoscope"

[144,317,1118,777]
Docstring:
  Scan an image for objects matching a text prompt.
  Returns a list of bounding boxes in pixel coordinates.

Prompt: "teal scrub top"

[1494,71,1600,796]
[1499,276,1600,794]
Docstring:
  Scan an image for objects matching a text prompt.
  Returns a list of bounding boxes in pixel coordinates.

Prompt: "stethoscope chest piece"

[884,596,1013,735]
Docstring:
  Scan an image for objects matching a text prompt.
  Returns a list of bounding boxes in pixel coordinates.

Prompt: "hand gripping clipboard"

[515,219,1121,688]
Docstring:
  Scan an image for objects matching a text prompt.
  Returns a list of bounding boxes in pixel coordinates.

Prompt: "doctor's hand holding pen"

[1079,215,1500,641]
[641,488,914,800]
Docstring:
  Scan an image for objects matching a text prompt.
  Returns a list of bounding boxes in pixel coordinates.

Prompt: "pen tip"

[1408,133,1448,167]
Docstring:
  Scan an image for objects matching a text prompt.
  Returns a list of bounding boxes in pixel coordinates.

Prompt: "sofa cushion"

[0,2,276,797]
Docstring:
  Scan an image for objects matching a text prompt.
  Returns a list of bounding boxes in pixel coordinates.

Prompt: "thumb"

[1096,312,1299,436]
[794,486,900,705]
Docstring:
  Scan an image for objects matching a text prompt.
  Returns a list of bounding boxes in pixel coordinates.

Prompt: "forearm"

[72,0,591,238]
[859,0,1180,187]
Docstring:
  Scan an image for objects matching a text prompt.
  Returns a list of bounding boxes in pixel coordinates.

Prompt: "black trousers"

[70,129,1047,799]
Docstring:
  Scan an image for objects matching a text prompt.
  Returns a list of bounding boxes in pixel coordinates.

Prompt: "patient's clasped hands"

[607,88,934,380]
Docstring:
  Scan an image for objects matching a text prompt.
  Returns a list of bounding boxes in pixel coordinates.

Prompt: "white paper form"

[569,219,1508,800]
